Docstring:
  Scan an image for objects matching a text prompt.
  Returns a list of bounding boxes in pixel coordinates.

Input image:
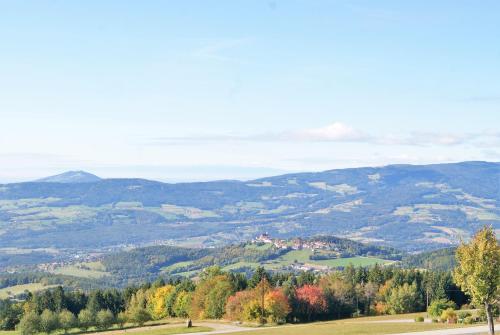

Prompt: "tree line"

[1,226,498,335]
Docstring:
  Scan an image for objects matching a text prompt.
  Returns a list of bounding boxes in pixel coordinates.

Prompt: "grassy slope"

[234,321,470,335]
[0,283,58,299]
[51,265,109,279]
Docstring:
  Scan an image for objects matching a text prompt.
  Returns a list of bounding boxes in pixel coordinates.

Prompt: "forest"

[0,264,473,333]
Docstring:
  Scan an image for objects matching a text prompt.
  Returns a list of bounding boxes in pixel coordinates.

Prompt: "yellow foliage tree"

[453,226,499,335]
[149,285,175,319]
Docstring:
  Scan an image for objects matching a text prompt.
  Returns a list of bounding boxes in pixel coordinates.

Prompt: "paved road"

[390,324,493,335]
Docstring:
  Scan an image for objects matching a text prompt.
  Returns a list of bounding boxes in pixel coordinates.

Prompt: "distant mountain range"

[0,161,498,251]
[35,171,102,183]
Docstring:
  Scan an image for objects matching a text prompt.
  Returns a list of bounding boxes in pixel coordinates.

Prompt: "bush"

[463,316,474,324]
[456,310,471,323]
[475,308,487,322]
[440,308,457,323]
[415,316,424,322]
[431,318,438,323]
[427,299,457,318]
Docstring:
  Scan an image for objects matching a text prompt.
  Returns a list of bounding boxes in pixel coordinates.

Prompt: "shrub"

[427,299,457,318]
[431,318,439,323]
[415,316,424,322]
[475,308,487,322]
[456,310,471,323]
[440,308,457,323]
[463,316,474,324]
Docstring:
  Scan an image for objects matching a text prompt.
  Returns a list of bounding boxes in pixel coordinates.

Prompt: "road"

[391,324,494,335]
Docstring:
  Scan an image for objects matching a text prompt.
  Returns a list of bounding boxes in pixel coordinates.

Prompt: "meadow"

[0,283,57,299]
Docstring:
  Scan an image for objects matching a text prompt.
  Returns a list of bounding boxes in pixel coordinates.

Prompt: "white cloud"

[150,122,500,148]
[289,122,368,142]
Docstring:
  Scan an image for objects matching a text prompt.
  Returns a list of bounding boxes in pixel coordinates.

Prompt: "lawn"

[0,283,58,299]
[51,265,109,279]
[95,326,213,335]
[277,249,392,267]
[233,320,470,335]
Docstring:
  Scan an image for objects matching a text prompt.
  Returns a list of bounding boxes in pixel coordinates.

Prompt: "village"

[252,233,340,252]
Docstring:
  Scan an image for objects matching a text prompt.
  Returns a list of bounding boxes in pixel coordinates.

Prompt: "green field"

[0,326,213,335]
[51,262,110,279]
[0,283,57,299]
[234,321,471,335]
[162,248,394,277]
[97,326,213,335]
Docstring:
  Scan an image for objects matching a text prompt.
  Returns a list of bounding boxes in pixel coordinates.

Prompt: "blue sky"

[1,1,499,182]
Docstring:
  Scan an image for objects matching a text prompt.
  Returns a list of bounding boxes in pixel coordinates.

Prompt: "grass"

[234,317,476,335]
[96,326,213,335]
[51,265,109,279]
[277,250,392,268]
[0,323,212,335]
[0,283,57,298]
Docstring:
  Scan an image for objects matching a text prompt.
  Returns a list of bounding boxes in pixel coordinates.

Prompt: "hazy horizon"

[1,1,499,182]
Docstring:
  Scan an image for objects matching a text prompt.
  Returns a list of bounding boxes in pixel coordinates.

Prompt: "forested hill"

[0,161,498,251]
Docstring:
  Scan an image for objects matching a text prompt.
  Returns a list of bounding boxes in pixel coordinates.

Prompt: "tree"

[190,274,235,319]
[58,310,76,333]
[77,309,94,331]
[363,282,378,315]
[295,285,328,321]
[225,291,254,321]
[173,291,192,318]
[17,311,41,335]
[453,226,499,335]
[96,309,114,330]
[0,300,23,330]
[128,306,151,326]
[116,311,128,328]
[254,279,271,324]
[248,267,271,288]
[387,283,420,314]
[149,285,174,319]
[40,309,59,334]
[265,289,290,324]
[427,299,457,318]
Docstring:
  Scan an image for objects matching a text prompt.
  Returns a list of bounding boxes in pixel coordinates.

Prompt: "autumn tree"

[453,226,499,335]
[190,271,235,319]
[265,289,291,324]
[148,285,174,319]
[295,285,328,321]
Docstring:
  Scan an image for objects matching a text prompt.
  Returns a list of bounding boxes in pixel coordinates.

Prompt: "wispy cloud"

[150,122,500,148]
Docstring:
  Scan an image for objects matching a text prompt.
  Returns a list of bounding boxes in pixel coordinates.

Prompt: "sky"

[1,1,499,182]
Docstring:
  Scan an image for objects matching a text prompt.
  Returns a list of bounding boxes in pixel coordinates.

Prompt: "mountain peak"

[36,170,101,183]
